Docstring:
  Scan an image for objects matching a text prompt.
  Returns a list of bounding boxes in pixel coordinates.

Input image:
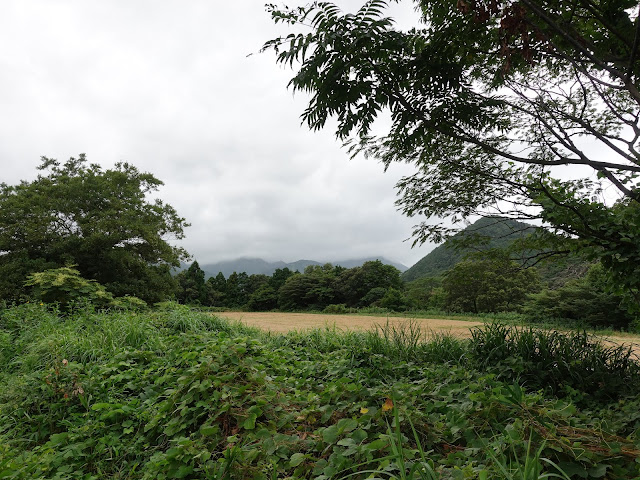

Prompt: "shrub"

[24,266,115,310]
[113,295,148,311]
[323,303,348,314]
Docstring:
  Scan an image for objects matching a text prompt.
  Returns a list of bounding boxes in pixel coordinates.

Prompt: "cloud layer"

[0,0,436,266]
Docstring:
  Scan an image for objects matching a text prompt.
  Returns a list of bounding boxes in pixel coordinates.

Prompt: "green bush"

[323,303,348,314]
[113,295,148,311]
[24,266,115,310]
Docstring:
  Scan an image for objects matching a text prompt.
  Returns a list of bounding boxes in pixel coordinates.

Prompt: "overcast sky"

[0,0,440,268]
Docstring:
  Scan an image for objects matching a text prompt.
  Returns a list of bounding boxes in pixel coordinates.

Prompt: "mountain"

[198,257,408,278]
[401,217,538,282]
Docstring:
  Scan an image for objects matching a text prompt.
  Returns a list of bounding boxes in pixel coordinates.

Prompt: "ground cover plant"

[1,304,639,479]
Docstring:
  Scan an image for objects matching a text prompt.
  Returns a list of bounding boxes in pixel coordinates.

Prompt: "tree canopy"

[0,155,189,303]
[264,0,640,308]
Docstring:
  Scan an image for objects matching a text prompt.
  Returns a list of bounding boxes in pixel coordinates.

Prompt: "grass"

[1,304,639,478]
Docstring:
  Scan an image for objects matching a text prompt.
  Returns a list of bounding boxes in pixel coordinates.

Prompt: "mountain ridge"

[196,256,408,278]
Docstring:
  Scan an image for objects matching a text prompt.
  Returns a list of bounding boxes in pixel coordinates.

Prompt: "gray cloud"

[0,0,436,267]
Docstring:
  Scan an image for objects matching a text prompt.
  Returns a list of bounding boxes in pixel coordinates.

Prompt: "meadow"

[1,303,640,479]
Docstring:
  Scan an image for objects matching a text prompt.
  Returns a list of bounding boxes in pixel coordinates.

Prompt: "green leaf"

[322,425,339,443]
[289,452,306,467]
[243,413,257,430]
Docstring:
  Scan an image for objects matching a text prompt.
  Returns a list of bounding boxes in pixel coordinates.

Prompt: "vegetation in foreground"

[1,304,639,479]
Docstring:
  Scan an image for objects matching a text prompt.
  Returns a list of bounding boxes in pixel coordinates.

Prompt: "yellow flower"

[360,407,369,414]
[382,398,394,412]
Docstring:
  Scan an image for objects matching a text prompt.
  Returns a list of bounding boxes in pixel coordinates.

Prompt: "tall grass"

[469,323,640,400]
[4,307,163,372]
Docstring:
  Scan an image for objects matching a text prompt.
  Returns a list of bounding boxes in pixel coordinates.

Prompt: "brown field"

[217,311,640,356]
[220,311,484,337]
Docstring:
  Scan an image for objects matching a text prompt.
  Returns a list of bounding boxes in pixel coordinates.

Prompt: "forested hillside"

[402,217,537,282]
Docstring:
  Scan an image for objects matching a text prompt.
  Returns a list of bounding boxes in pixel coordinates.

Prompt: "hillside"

[402,217,538,282]
[200,256,407,278]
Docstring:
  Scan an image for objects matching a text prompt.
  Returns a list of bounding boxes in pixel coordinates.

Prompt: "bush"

[323,303,348,314]
[113,295,148,311]
[24,266,115,310]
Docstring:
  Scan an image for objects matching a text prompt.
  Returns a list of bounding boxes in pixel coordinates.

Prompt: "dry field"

[217,311,640,356]
[218,311,483,337]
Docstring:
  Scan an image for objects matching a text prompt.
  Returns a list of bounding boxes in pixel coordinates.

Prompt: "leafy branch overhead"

[263,0,640,307]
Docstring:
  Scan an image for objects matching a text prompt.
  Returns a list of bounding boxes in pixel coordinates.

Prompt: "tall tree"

[264,0,640,308]
[176,261,207,304]
[442,257,540,313]
[0,155,189,303]
[338,260,403,307]
[205,272,227,307]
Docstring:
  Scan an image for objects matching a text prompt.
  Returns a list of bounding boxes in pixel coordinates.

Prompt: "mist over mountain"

[197,257,408,278]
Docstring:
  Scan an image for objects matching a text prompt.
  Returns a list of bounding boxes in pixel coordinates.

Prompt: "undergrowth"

[0,304,639,479]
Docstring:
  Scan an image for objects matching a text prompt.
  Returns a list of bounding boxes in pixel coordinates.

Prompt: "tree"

[337,260,403,307]
[404,276,443,310]
[442,258,540,313]
[278,265,341,311]
[205,272,227,306]
[523,263,636,330]
[247,285,279,311]
[0,155,189,303]
[270,267,295,291]
[225,272,251,308]
[264,0,640,308]
[176,261,207,305]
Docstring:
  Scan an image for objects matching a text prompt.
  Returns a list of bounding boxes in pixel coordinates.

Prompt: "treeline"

[175,260,406,312]
[404,255,636,331]
[176,254,637,331]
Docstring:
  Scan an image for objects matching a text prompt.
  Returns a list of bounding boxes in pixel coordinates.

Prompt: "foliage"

[404,277,443,310]
[378,287,406,311]
[224,271,251,308]
[402,217,538,282]
[278,266,340,311]
[264,0,640,310]
[246,285,279,311]
[338,260,403,307]
[205,272,227,306]
[0,155,188,303]
[524,263,637,330]
[25,266,115,310]
[442,258,540,313]
[176,261,208,305]
[323,303,350,314]
[0,306,639,478]
[469,323,640,402]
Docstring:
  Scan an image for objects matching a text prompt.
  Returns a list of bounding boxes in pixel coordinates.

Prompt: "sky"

[0,0,439,268]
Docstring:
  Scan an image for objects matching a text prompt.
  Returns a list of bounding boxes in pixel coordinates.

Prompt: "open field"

[217,311,484,336]
[218,311,640,356]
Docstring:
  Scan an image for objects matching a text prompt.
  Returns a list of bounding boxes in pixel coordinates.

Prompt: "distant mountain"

[198,257,407,278]
[402,217,538,282]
